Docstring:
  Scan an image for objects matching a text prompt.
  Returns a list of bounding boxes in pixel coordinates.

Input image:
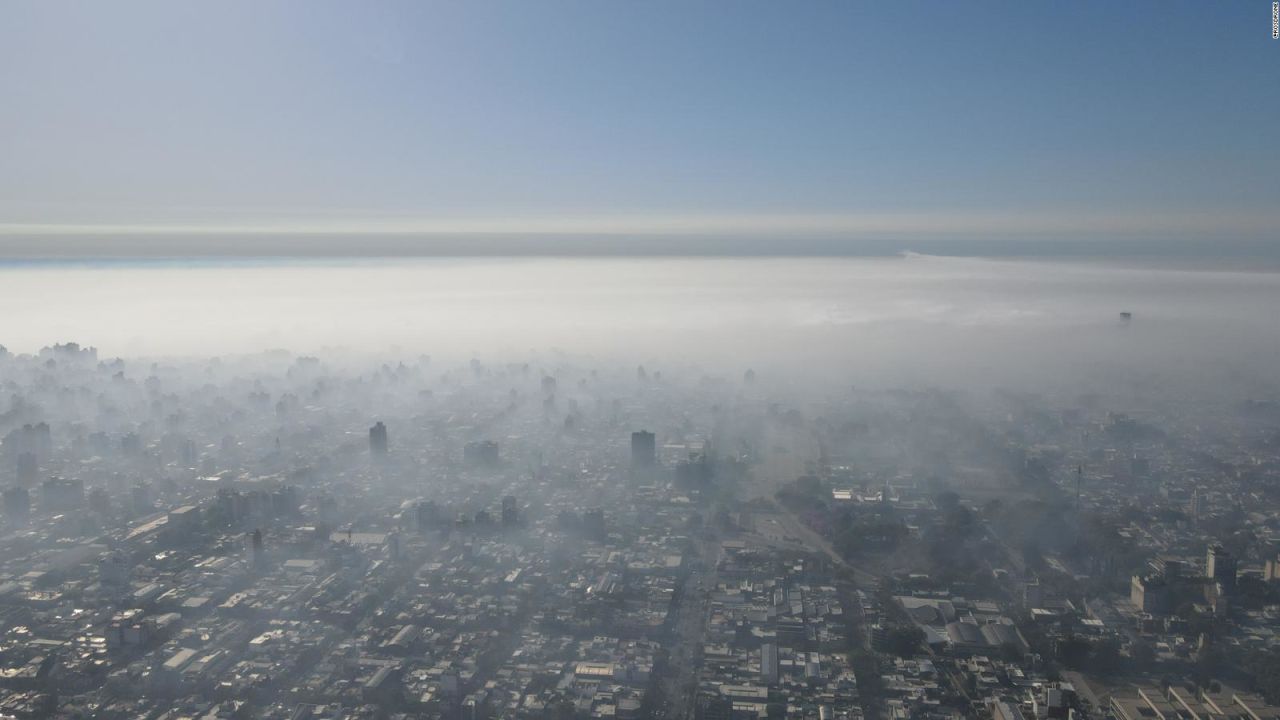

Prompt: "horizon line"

[1,209,1278,239]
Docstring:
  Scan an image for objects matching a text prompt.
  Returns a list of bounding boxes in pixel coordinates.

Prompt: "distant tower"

[502,495,518,527]
[369,421,388,456]
[583,508,606,540]
[250,528,265,568]
[631,430,656,468]
[1189,489,1201,523]
[1207,544,1237,594]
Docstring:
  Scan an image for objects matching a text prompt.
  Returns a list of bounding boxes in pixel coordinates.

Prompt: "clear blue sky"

[1,1,1277,244]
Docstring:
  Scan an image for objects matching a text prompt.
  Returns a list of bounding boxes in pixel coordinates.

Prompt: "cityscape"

[0,341,1276,719]
[2,2,1279,719]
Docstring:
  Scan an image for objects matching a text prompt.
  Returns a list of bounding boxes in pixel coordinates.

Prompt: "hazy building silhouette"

[631,430,656,468]
[369,421,388,456]
[251,528,264,566]
[583,508,606,541]
[501,495,518,527]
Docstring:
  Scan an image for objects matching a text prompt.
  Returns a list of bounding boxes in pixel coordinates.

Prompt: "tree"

[1092,637,1123,674]
[1056,636,1092,670]
[883,624,925,658]
[1131,639,1156,671]
[1000,642,1024,664]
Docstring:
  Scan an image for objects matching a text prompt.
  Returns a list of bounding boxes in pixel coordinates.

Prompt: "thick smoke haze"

[4,254,1278,396]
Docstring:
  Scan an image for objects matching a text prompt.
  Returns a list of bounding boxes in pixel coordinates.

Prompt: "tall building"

[583,508,606,541]
[251,528,264,566]
[1207,544,1237,594]
[369,421,388,456]
[1130,574,1170,614]
[501,495,518,527]
[631,430,656,468]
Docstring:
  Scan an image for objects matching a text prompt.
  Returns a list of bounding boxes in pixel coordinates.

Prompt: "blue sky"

[1,1,1277,244]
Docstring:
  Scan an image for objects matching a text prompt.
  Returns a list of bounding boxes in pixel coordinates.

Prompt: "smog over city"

[1,3,1279,720]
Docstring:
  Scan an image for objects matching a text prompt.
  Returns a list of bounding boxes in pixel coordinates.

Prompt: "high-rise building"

[631,430,656,467]
[1207,544,1237,594]
[501,495,518,527]
[369,421,388,456]
[583,508,606,541]
[251,528,264,566]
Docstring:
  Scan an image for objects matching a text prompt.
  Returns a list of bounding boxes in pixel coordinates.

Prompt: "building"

[993,701,1027,720]
[501,495,518,527]
[1112,683,1280,720]
[1207,544,1237,594]
[631,431,656,467]
[251,529,264,565]
[760,644,778,686]
[1131,574,1170,615]
[369,421,388,456]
